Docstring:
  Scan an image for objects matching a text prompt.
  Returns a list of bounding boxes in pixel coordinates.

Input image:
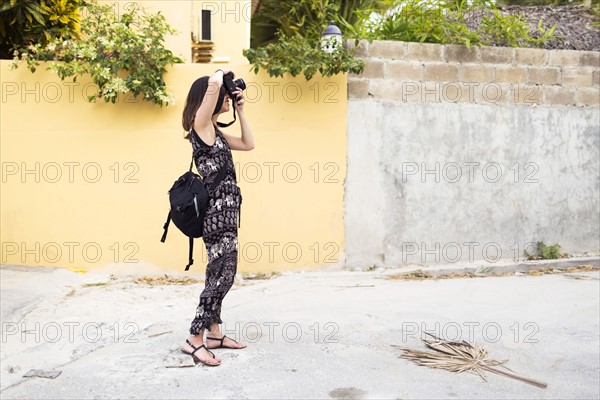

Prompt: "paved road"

[1,263,599,399]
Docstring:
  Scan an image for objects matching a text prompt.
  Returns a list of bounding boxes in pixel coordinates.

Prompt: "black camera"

[222,72,246,101]
[214,72,246,127]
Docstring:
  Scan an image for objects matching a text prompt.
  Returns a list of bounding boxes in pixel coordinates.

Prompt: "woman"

[181,69,255,366]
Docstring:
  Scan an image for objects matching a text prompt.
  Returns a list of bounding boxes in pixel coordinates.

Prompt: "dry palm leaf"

[392,333,547,389]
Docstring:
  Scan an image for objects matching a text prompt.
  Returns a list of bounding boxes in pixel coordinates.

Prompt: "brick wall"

[348,40,599,107]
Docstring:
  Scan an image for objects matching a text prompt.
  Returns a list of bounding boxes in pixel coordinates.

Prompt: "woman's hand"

[220,87,254,151]
[232,89,245,112]
[214,68,231,77]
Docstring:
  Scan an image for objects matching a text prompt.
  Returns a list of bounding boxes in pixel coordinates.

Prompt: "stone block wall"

[348,40,599,107]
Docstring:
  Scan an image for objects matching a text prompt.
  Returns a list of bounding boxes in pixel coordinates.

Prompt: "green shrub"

[250,0,388,48]
[341,0,557,48]
[244,33,364,80]
[0,0,85,59]
[525,241,563,260]
[479,11,557,47]
[11,0,183,106]
[591,0,600,28]
[244,0,365,80]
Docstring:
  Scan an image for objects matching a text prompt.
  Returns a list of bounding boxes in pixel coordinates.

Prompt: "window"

[201,9,212,41]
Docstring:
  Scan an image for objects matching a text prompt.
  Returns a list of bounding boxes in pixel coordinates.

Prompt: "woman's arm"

[222,89,255,151]
[193,69,228,133]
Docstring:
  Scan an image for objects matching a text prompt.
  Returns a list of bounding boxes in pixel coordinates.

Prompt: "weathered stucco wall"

[346,40,600,268]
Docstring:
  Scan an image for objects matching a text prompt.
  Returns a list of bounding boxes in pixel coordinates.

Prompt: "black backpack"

[160,154,228,271]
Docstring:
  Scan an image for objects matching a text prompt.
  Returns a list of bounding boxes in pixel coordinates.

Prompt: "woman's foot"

[206,333,247,349]
[183,336,221,366]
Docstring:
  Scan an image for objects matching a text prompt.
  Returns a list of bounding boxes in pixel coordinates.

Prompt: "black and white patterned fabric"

[188,126,242,335]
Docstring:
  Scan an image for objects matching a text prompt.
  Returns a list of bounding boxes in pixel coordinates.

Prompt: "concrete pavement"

[1,259,599,399]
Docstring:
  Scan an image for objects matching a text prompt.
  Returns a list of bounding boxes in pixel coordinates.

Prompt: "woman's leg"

[186,230,240,357]
[184,233,227,365]
[182,329,221,366]
[189,230,238,332]
[200,230,246,349]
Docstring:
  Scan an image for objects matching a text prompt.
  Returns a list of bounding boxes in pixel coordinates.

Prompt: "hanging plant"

[11,0,183,106]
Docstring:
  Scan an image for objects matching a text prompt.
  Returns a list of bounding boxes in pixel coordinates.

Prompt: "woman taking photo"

[180,69,255,366]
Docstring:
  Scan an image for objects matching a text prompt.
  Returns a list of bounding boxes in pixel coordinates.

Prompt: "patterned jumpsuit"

[188,126,242,335]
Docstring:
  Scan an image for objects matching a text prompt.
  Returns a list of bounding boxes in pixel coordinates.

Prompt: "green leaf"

[0,2,17,13]
[25,4,46,26]
[11,0,182,107]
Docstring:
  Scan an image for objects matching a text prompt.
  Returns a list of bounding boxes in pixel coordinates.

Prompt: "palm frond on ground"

[393,333,548,389]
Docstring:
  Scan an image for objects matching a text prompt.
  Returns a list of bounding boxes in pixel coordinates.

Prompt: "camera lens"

[234,78,246,91]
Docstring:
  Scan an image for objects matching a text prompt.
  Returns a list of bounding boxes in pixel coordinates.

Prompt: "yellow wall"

[97,0,251,64]
[192,0,251,64]
[0,61,347,273]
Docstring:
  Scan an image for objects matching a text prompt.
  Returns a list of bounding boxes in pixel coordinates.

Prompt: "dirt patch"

[131,275,203,286]
[329,387,367,399]
[386,264,599,281]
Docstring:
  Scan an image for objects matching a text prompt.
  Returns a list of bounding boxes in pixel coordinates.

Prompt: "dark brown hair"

[182,76,210,137]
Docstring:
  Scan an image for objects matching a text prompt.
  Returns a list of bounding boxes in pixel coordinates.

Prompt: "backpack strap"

[160,212,171,243]
[185,237,194,271]
[190,147,228,191]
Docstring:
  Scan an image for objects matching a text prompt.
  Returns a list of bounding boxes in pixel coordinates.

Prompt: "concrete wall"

[0,62,347,272]
[346,40,600,268]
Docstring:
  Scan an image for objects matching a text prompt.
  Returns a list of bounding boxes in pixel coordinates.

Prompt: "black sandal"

[206,335,246,349]
[182,339,220,366]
